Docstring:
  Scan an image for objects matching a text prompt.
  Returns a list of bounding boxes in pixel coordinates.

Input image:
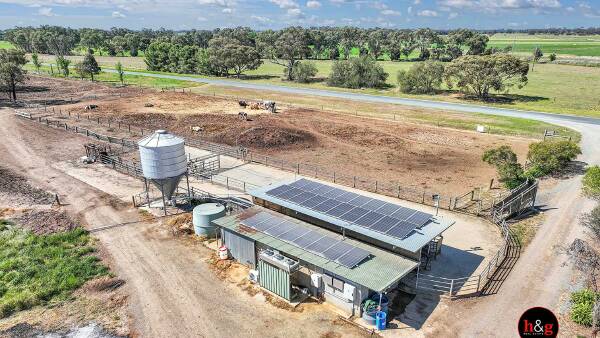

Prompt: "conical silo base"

[151,175,183,201]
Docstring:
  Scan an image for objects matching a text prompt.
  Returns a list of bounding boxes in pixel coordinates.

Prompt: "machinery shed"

[214,207,419,315]
[250,178,455,259]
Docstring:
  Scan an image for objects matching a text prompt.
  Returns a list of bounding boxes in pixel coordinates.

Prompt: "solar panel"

[301,181,326,192]
[406,211,432,227]
[355,211,385,227]
[362,199,386,210]
[376,202,402,215]
[347,195,372,207]
[339,207,369,223]
[312,199,342,213]
[306,236,338,253]
[291,230,323,247]
[322,188,346,199]
[265,185,291,197]
[264,220,296,237]
[289,178,312,189]
[326,203,355,217]
[322,241,354,261]
[288,191,317,204]
[386,221,417,239]
[302,195,329,208]
[279,225,311,242]
[336,247,370,268]
[369,216,399,233]
[244,211,372,268]
[391,207,417,221]
[241,212,274,229]
[277,187,304,199]
[336,192,360,203]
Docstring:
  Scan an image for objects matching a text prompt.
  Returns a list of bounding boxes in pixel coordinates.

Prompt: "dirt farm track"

[11,76,533,197]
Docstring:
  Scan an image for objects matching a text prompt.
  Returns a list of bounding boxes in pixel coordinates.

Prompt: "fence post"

[297,163,300,174]
[333,172,336,183]
[353,176,356,188]
[375,181,378,193]
[398,185,401,198]
[226,177,229,190]
[476,274,481,292]
[422,190,426,203]
[449,279,454,297]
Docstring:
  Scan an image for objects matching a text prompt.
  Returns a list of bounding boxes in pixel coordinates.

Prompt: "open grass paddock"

[488,34,600,57]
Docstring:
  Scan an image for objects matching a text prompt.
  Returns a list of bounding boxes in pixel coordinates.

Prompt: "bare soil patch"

[0,166,54,206]
[13,209,79,235]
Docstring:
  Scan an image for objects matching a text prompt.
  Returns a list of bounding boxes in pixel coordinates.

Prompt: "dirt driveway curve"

[0,111,364,338]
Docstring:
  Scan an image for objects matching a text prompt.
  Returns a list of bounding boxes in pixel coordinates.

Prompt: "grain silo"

[138,130,189,214]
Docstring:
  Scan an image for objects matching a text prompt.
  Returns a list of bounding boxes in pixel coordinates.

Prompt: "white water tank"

[138,130,187,180]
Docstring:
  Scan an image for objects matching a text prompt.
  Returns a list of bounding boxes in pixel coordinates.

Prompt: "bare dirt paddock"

[10,76,533,197]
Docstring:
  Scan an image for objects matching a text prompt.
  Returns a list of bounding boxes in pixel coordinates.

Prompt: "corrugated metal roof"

[214,207,419,292]
[250,179,455,253]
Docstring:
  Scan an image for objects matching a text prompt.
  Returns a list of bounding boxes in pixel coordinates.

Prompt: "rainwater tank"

[193,203,226,237]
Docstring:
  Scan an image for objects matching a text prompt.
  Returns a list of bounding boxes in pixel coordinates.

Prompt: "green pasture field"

[0,40,15,49]
[488,34,600,56]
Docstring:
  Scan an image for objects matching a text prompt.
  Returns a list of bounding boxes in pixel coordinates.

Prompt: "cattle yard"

[18,76,534,198]
[4,75,542,335]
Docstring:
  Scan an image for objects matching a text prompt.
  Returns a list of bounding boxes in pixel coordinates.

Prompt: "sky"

[0,0,599,31]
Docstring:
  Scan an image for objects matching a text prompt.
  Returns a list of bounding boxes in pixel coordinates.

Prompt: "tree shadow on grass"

[549,160,588,180]
[457,93,549,105]
[234,74,280,81]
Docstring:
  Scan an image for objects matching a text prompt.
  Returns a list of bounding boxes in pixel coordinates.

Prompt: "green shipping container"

[258,260,291,301]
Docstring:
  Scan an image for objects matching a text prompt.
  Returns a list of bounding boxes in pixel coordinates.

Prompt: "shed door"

[258,260,291,301]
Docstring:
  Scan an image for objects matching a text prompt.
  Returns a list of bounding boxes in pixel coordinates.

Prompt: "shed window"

[332,277,344,291]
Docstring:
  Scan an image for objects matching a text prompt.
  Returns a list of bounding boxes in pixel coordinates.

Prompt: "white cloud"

[579,2,600,17]
[381,9,401,15]
[306,0,321,8]
[437,0,561,10]
[448,11,458,18]
[198,0,234,6]
[251,15,271,23]
[270,0,299,9]
[197,16,207,21]
[407,5,412,13]
[418,9,438,16]
[414,0,421,4]
[222,7,232,13]
[111,10,125,18]
[287,7,304,16]
[37,7,55,16]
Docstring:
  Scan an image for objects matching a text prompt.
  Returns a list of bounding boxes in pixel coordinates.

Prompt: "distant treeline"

[479,27,600,35]
[3,26,497,60]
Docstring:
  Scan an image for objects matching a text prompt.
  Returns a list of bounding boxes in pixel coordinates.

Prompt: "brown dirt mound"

[233,126,317,149]
[14,209,79,235]
[165,213,193,235]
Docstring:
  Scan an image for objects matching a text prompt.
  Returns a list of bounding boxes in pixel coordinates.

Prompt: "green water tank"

[192,203,226,237]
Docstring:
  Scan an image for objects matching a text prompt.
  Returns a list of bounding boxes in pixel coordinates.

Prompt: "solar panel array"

[241,211,371,268]
[265,178,433,240]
